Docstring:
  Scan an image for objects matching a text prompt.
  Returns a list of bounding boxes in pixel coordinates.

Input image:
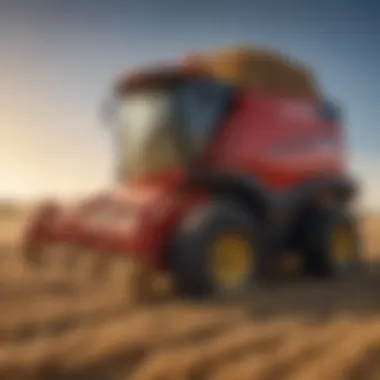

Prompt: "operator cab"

[104,68,236,181]
[103,48,321,183]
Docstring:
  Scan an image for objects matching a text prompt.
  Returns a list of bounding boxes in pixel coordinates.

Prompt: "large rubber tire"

[170,199,265,299]
[299,208,363,278]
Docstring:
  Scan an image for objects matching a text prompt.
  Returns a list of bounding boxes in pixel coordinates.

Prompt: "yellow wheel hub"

[210,232,253,290]
[332,225,353,263]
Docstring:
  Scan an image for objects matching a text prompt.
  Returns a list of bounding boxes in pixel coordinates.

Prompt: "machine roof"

[116,45,320,99]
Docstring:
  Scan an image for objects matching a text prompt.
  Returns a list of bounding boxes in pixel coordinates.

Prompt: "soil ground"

[0,208,379,380]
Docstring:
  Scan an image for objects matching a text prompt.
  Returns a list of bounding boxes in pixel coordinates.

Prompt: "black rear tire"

[299,208,363,278]
[170,199,265,299]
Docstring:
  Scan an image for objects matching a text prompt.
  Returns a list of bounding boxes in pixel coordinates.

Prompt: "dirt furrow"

[291,320,380,380]
[205,318,353,380]
[0,305,247,379]
[0,291,133,342]
[127,319,300,380]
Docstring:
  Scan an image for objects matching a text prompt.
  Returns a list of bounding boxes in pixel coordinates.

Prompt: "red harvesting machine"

[23,46,362,299]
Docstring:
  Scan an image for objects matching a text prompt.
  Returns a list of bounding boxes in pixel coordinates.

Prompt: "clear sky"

[0,0,379,209]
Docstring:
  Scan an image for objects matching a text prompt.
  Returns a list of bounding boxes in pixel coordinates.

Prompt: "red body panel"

[208,93,345,191]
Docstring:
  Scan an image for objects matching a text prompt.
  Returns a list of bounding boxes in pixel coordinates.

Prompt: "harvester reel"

[76,250,111,283]
[91,253,113,281]
[24,242,44,267]
[60,245,81,273]
[24,243,59,273]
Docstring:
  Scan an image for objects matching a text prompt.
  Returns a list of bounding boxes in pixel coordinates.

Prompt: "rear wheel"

[170,199,265,298]
[300,208,363,278]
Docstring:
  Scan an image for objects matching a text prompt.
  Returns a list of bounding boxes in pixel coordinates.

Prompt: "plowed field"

[0,210,379,380]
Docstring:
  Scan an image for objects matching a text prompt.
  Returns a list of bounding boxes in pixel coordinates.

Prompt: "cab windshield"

[106,78,235,181]
[117,89,181,179]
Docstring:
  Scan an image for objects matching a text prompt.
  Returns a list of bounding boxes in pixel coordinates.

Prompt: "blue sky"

[0,0,379,208]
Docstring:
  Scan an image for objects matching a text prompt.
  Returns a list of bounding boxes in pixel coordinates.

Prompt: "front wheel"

[170,199,265,299]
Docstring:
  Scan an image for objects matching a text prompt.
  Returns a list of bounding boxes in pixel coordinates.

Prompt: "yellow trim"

[332,225,353,263]
[209,232,253,291]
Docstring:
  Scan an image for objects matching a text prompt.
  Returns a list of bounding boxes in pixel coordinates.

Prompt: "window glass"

[175,79,234,152]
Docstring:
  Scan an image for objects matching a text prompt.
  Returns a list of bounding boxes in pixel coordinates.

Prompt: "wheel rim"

[331,224,354,265]
[209,232,253,291]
